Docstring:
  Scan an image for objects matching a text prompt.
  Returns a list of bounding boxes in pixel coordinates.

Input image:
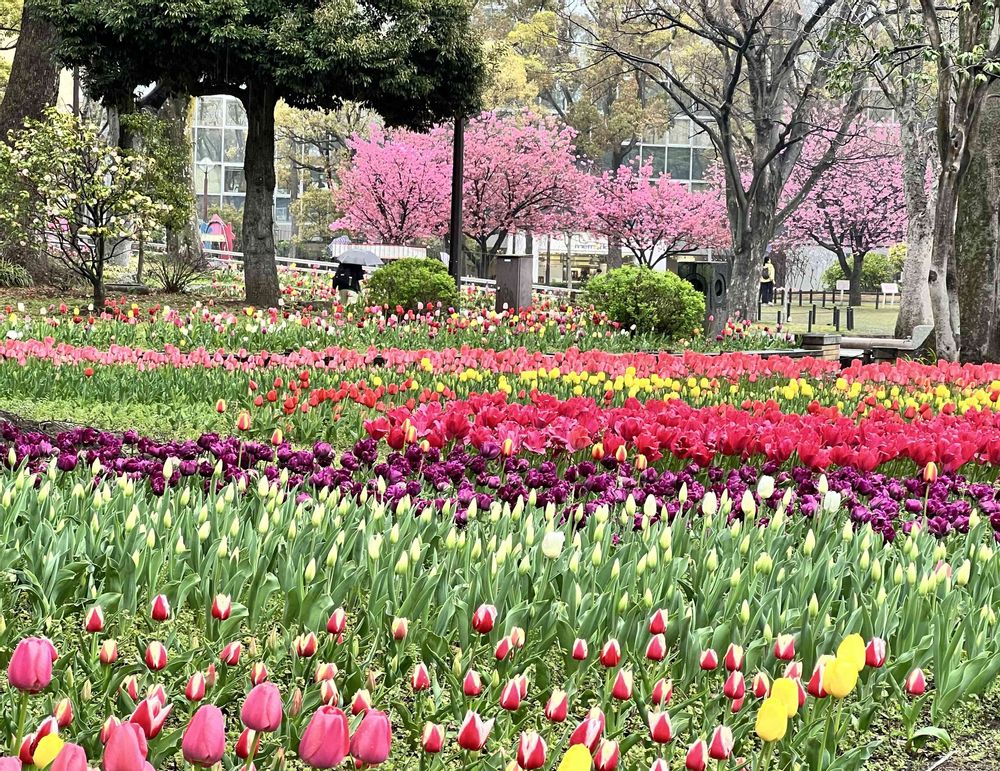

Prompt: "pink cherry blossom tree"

[330,126,450,245]
[584,161,730,268]
[778,124,907,306]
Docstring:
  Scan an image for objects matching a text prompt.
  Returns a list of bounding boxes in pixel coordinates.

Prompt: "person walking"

[760,255,775,305]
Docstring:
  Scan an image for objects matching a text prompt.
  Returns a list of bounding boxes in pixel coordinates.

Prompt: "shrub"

[583,266,705,339]
[822,248,904,292]
[0,258,32,288]
[366,257,460,311]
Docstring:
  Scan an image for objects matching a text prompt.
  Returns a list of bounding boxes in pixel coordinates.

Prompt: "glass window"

[223,195,246,211]
[197,97,223,127]
[226,98,247,127]
[691,147,716,180]
[640,146,666,174]
[275,198,291,223]
[224,167,245,193]
[620,146,641,168]
[195,128,223,164]
[668,118,691,145]
[194,164,223,196]
[666,147,691,179]
[224,128,246,163]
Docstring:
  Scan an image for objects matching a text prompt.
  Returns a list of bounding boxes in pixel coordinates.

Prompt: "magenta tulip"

[51,743,88,771]
[241,683,283,731]
[298,706,350,768]
[103,723,148,771]
[8,637,57,693]
[182,705,226,767]
[350,709,391,765]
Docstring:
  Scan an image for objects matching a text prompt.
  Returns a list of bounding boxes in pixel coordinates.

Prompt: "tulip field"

[3,297,1000,770]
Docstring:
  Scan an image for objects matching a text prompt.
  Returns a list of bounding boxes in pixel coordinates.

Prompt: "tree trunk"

[241,84,280,307]
[606,235,624,269]
[849,253,863,308]
[928,171,960,360]
[957,88,1000,363]
[0,5,59,140]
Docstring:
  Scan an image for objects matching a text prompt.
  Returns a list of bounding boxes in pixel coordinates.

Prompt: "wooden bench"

[840,324,933,362]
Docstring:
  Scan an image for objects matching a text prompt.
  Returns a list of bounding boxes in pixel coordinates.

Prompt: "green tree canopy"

[40,0,486,306]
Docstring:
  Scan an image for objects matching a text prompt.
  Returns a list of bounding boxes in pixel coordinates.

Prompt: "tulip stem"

[243,733,262,771]
[9,690,28,757]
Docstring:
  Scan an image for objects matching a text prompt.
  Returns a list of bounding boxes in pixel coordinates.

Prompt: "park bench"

[839,323,934,363]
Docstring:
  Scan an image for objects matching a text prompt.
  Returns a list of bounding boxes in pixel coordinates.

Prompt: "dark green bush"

[366,258,460,311]
[0,258,32,288]
[583,266,705,339]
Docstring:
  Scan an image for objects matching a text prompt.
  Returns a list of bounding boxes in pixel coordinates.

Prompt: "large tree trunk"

[957,88,1000,363]
[848,253,863,308]
[242,84,280,307]
[928,170,961,360]
[0,5,59,140]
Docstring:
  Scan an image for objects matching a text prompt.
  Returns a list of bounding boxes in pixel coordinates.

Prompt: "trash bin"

[495,255,532,313]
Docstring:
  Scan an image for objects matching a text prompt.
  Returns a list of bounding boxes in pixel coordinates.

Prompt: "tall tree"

[0,2,59,140]
[918,0,1000,360]
[778,124,907,307]
[582,0,870,325]
[43,0,486,308]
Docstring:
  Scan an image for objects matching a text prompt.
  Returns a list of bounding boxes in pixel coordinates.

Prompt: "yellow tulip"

[557,744,594,771]
[755,696,789,742]
[824,656,859,699]
[32,734,66,768]
[770,677,799,717]
[836,633,866,672]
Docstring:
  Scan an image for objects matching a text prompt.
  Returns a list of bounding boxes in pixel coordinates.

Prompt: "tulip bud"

[905,668,926,695]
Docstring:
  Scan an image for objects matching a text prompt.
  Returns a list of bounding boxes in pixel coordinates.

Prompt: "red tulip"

[7,637,57,693]
[403,665,426,694]
[645,634,667,662]
[648,711,674,744]
[350,709,392,765]
[599,639,621,667]
[773,634,795,661]
[807,660,829,698]
[144,641,167,671]
[500,679,522,711]
[351,689,372,715]
[147,683,167,707]
[463,670,482,696]
[648,608,668,634]
[85,606,105,633]
[320,679,340,706]
[391,618,408,640]
[182,705,226,767]
[326,608,347,635]
[595,739,620,771]
[923,462,938,484]
[752,672,770,698]
[298,706,350,769]
[510,627,526,648]
[456,710,494,751]
[699,648,718,670]
[211,594,232,621]
[571,638,588,660]
[250,662,268,685]
[99,640,118,665]
[783,660,803,680]
[220,640,242,666]
[685,740,709,771]
[242,683,283,731]
[732,695,745,713]
[314,662,337,682]
[724,643,744,671]
[129,696,173,739]
[708,726,733,760]
[569,708,605,752]
[295,632,318,658]
[103,723,149,771]
[215,399,226,413]
[651,678,673,705]
[544,689,568,722]
[185,672,207,702]
[723,671,745,700]
[236,411,252,431]
[51,743,88,771]
[905,668,927,696]
[53,697,74,727]
[150,595,171,622]
[494,636,513,661]
[472,604,497,634]
[121,676,140,702]
[516,731,547,770]
[866,637,887,668]
[651,759,670,771]
[421,723,445,754]
[611,668,633,700]
[100,717,121,745]
[235,728,254,759]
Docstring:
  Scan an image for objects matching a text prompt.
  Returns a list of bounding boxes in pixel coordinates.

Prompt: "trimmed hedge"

[583,266,705,339]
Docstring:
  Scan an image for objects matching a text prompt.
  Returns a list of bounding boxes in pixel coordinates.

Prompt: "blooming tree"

[0,109,165,307]
[778,125,907,307]
[330,126,450,245]
[584,161,729,267]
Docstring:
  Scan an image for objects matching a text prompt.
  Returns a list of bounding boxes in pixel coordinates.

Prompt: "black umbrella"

[336,248,382,267]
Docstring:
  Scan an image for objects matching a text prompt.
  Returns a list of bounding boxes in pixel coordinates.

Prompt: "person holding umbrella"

[333,248,382,303]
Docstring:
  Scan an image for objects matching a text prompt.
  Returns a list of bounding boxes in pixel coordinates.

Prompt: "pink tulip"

[569,708,605,752]
[685,740,708,771]
[648,608,668,634]
[85,607,105,633]
[651,678,673,705]
[599,639,621,667]
[905,668,927,696]
[723,671,745,700]
[420,723,445,754]
[326,608,347,635]
[645,634,667,662]
[648,711,674,744]
[516,732,547,770]
[611,668,633,700]
[0,758,20,771]
[707,726,733,760]
[724,643,744,671]
[866,637,887,668]
[595,739,620,771]
[350,708,391,765]
[50,743,87,771]
[571,638,588,660]
[211,594,232,620]
[242,683,283,731]
[472,604,497,634]
[410,663,431,692]
[699,648,718,670]
[8,637,57,692]
[298,706,350,768]
[129,696,172,739]
[150,594,171,622]
[185,672,206,702]
[456,710,493,751]
[463,670,482,696]
[774,634,795,661]
[499,679,521,711]
[103,723,148,771]
[544,689,568,722]
[182,705,226,767]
